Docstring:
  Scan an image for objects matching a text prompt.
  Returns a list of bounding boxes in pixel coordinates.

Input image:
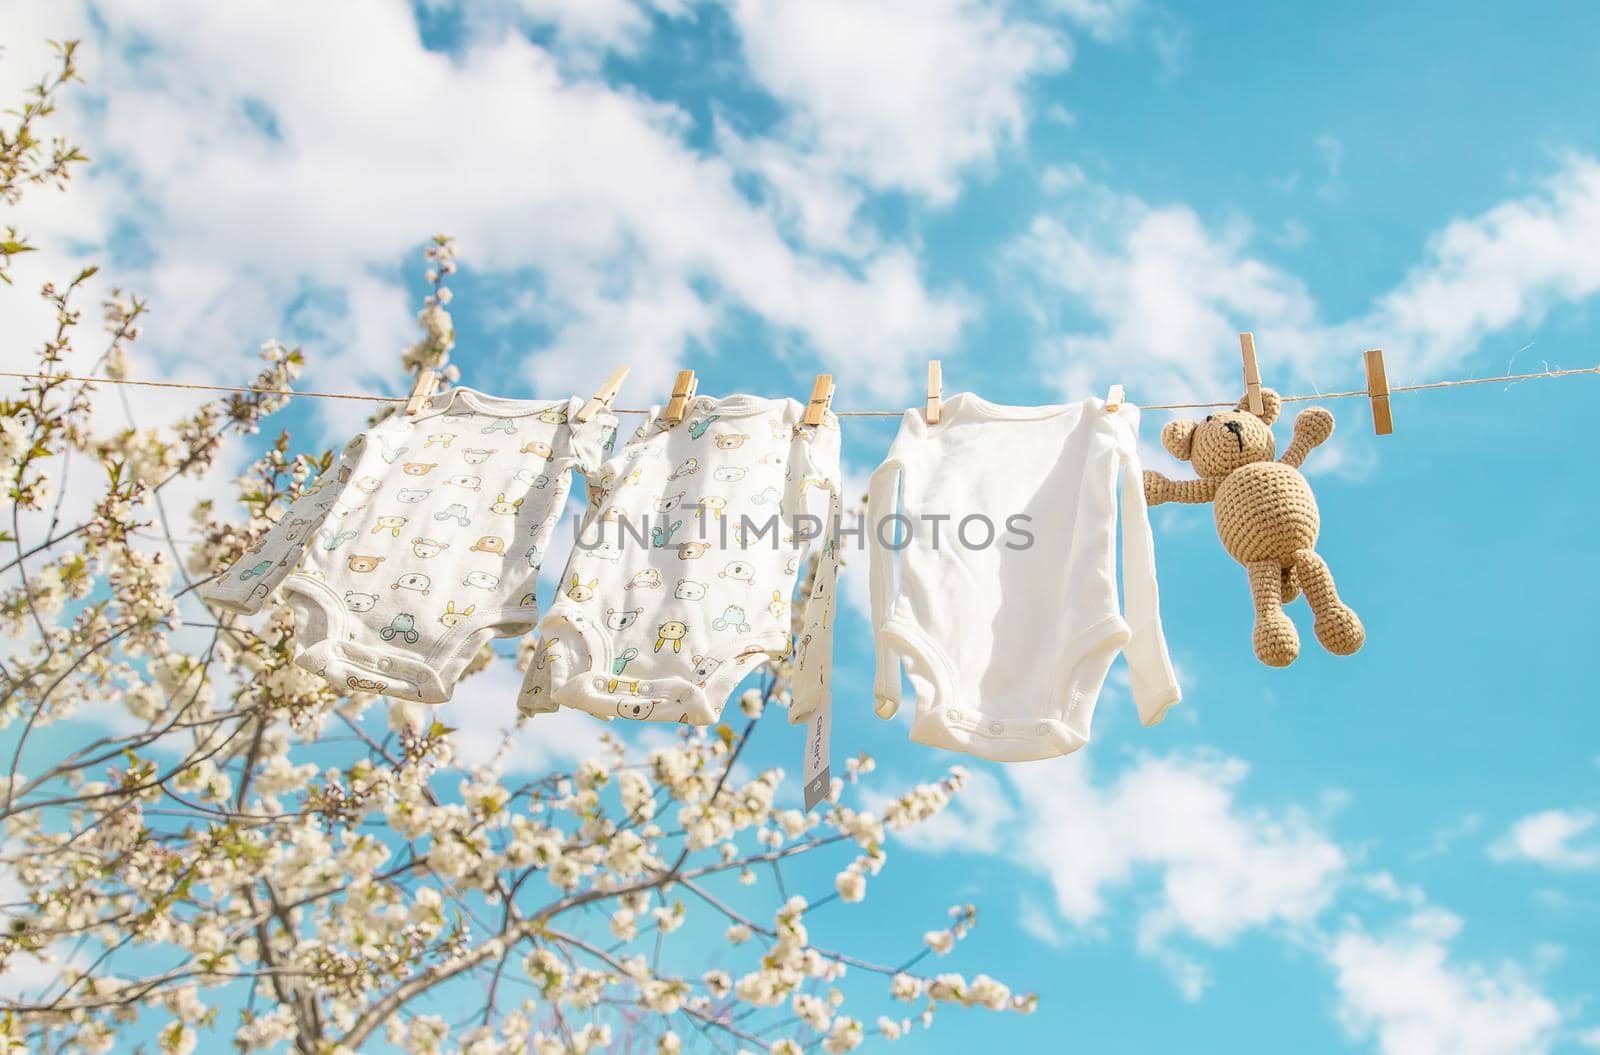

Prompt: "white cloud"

[728,0,1068,201]
[1009,193,1321,403]
[1489,808,1600,871]
[1008,750,1346,990]
[1328,909,1561,1055]
[1011,154,1600,411]
[439,654,608,773]
[1357,155,1600,375]
[1047,0,1144,42]
[3,0,968,422]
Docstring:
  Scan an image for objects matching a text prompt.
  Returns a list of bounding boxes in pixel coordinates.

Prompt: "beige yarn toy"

[1144,388,1364,666]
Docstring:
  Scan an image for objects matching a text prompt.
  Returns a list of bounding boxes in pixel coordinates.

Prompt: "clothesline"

[1,364,1596,415]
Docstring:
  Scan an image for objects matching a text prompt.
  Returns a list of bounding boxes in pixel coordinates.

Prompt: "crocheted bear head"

[1160,389,1282,476]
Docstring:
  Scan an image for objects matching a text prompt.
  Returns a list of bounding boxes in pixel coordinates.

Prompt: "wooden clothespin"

[1364,348,1393,436]
[1239,332,1264,415]
[926,360,942,424]
[804,373,835,426]
[577,366,629,423]
[664,369,697,425]
[404,368,439,415]
[1105,383,1125,412]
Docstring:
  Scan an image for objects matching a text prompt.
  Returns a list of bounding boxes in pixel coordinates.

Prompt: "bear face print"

[354,476,383,494]
[391,572,431,595]
[616,698,657,720]
[461,447,496,465]
[402,462,437,477]
[676,542,709,560]
[490,493,523,515]
[410,537,449,559]
[674,579,708,600]
[719,561,755,584]
[461,571,501,590]
[655,491,687,514]
[695,496,727,520]
[371,515,407,537]
[690,654,721,685]
[396,488,432,504]
[344,591,379,612]
[469,535,506,555]
[713,466,746,483]
[446,474,482,491]
[605,607,643,631]
[625,570,661,590]
[654,621,688,653]
[521,440,553,460]
[347,555,386,574]
[714,433,748,450]
[538,405,570,425]
[591,540,622,564]
[346,676,387,693]
[770,420,793,441]
[280,518,312,543]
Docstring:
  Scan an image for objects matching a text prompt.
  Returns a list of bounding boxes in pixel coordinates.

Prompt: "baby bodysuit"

[867,393,1179,761]
[200,389,614,702]
[521,393,841,725]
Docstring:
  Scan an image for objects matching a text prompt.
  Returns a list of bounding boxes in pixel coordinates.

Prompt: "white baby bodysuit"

[867,393,1179,762]
[521,393,841,725]
[200,389,615,702]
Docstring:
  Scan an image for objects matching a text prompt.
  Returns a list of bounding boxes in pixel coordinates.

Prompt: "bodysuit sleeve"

[1118,408,1181,724]
[199,433,364,615]
[787,413,843,723]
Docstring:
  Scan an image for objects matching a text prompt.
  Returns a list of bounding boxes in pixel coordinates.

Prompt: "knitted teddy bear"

[1143,388,1364,666]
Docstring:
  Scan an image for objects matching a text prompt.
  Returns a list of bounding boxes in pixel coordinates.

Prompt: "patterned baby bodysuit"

[200,389,615,702]
[521,393,841,725]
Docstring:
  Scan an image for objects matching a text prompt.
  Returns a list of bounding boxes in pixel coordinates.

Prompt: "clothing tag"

[802,696,831,811]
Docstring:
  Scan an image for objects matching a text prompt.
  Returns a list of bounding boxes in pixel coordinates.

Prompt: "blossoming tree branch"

[0,41,1032,1055]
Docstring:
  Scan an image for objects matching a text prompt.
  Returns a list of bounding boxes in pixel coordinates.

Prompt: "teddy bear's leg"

[1281,566,1300,604]
[1292,548,1365,656]
[1247,559,1299,667]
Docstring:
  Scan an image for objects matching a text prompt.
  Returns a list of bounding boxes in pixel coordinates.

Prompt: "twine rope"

[2,365,1596,416]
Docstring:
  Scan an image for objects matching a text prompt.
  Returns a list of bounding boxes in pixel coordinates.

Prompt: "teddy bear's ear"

[1236,386,1282,425]
[1161,420,1197,460]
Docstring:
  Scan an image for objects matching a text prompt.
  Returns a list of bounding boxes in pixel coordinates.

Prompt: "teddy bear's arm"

[1143,470,1220,506]
[1280,407,1334,469]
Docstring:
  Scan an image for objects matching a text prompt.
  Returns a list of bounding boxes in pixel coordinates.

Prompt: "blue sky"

[5,1,1600,1052]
